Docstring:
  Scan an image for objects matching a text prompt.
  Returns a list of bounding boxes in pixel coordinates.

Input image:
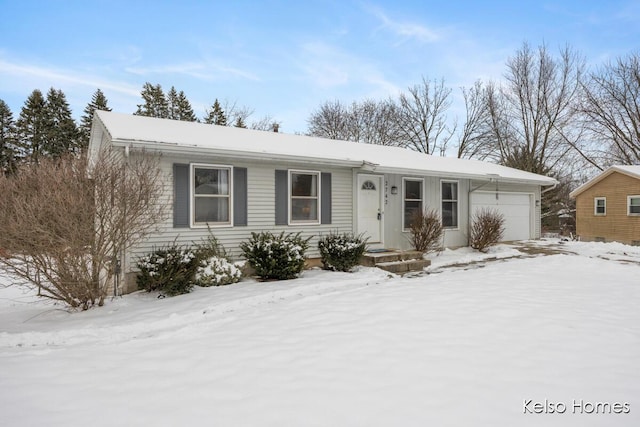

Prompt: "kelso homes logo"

[523,399,630,415]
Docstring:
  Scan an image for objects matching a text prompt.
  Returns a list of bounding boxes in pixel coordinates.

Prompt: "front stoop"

[360,250,430,274]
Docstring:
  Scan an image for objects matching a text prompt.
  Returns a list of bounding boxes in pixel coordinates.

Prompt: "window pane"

[194,197,229,223]
[442,201,458,227]
[631,198,640,214]
[291,173,317,197]
[291,198,318,221]
[405,180,422,199]
[194,168,229,195]
[442,182,457,201]
[404,200,422,227]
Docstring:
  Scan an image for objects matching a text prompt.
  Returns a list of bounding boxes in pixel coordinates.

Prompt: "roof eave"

[111,139,557,186]
[111,139,364,168]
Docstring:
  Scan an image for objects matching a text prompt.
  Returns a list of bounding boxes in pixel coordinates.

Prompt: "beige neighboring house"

[570,165,640,245]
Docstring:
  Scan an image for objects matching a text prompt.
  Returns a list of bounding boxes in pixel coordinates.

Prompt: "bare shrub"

[0,149,166,309]
[470,208,505,252]
[408,209,443,253]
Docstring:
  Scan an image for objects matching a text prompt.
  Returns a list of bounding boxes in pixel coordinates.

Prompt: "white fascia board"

[111,139,363,168]
[373,166,557,186]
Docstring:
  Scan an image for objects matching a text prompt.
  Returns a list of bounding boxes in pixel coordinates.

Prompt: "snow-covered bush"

[318,232,368,272]
[408,209,443,253]
[136,245,197,296]
[240,231,311,280]
[195,256,242,287]
[194,230,229,261]
[470,208,505,252]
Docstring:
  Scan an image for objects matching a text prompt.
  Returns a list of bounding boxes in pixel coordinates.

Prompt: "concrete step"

[360,250,430,273]
[375,259,431,274]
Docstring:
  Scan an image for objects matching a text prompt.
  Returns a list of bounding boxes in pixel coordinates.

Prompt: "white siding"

[124,150,354,273]
[380,174,470,250]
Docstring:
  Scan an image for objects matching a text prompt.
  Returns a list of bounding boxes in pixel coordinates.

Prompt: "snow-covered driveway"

[1,241,638,426]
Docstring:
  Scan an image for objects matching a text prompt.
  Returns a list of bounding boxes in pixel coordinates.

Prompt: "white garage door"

[470,192,532,242]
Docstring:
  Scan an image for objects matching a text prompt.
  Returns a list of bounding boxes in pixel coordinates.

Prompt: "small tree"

[408,209,443,253]
[469,208,505,252]
[0,148,167,309]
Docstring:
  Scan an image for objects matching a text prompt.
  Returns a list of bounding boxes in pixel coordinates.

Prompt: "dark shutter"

[173,164,189,228]
[321,172,332,224]
[275,169,288,225]
[233,167,248,226]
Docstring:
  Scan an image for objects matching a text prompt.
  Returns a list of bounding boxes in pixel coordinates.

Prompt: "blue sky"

[1,0,639,133]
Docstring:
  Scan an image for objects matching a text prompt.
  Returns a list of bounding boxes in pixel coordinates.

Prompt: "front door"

[357,175,383,244]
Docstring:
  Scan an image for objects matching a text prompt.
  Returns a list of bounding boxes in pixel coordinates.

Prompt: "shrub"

[0,150,166,310]
[470,208,505,252]
[195,256,242,287]
[408,209,443,253]
[318,232,368,272]
[194,228,229,261]
[240,231,311,280]
[136,245,197,296]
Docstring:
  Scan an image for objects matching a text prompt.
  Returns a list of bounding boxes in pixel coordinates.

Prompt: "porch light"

[391,186,398,194]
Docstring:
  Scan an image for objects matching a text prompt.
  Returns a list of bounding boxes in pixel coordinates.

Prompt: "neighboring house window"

[441,181,459,228]
[290,170,320,224]
[628,195,640,216]
[594,197,606,216]
[191,164,232,226]
[403,178,423,230]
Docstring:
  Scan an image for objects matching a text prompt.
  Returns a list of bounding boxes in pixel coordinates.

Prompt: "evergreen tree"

[134,83,168,118]
[79,88,110,150]
[204,99,227,126]
[44,88,79,156]
[167,87,197,121]
[0,99,18,174]
[176,90,197,122]
[167,86,180,120]
[233,116,247,128]
[16,89,48,164]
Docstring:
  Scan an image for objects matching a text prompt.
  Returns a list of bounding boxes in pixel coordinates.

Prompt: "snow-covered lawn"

[1,240,638,427]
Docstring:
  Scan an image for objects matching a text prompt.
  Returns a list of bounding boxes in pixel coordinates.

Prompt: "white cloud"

[125,60,260,82]
[367,5,441,44]
[0,57,140,97]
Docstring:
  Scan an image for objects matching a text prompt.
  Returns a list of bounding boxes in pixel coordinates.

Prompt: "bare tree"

[0,149,167,309]
[307,98,403,146]
[395,76,454,155]
[486,42,585,175]
[580,52,640,166]
[456,81,495,160]
[307,100,352,140]
[356,99,403,146]
[250,114,281,132]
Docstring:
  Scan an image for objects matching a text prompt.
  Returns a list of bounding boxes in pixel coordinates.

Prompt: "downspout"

[114,144,131,297]
[541,182,558,194]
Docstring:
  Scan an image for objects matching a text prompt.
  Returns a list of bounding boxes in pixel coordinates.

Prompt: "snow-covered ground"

[1,239,638,426]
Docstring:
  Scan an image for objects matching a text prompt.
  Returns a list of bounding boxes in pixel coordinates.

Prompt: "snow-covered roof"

[570,165,640,198]
[93,111,557,186]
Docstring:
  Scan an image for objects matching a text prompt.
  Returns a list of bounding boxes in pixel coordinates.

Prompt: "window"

[191,164,232,226]
[290,170,320,224]
[361,180,376,190]
[441,181,459,228]
[594,197,606,216]
[629,195,640,216]
[403,178,423,230]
